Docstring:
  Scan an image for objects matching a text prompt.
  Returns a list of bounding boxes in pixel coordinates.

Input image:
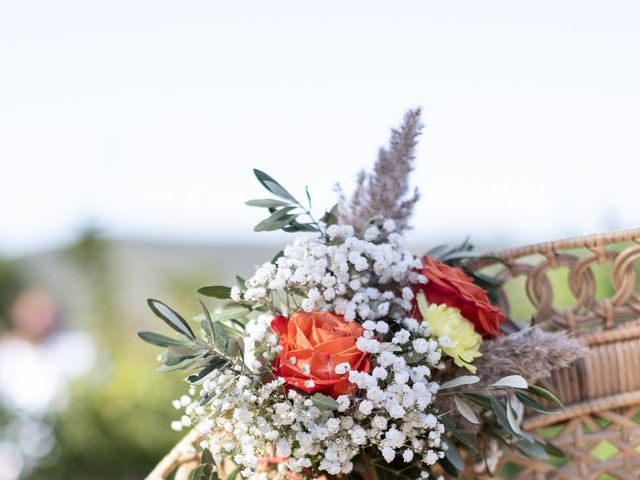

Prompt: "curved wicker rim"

[492,227,640,262]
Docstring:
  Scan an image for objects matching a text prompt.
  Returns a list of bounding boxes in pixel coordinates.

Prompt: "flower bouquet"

[139,109,585,480]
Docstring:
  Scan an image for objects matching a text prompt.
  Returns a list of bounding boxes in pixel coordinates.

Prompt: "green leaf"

[514,439,549,460]
[254,208,297,232]
[188,459,218,480]
[515,391,556,413]
[226,337,245,362]
[253,169,297,201]
[147,299,195,339]
[320,204,338,226]
[427,244,449,258]
[506,398,522,435]
[189,465,206,480]
[311,393,339,411]
[440,416,477,451]
[187,358,227,383]
[440,375,480,390]
[245,198,292,208]
[137,331,189,348]
[492,375,528,389]
[198,299,215,343]
[258,215,299,232]
[197,286,232,299]
[235,276,246,289]
[454,395,479,424]
[542,440,566,458]
[485,429,511,448]
[211,306,249,323]
[528,385,564,409]
[157,354,204,372]
[164,344,201,366]
[212,322,229,353]
[281,220,320,233]
[441,251,482,262]
[271,250,284,264]
[304,185,312,207]
[378,342,403,352]
[201,448,215,465]
[440,416,477,453]
[461,392,492,409]
[437,456,459,477]
[442,437,465,471]
[490,397,518,437]
[225,464,242,480]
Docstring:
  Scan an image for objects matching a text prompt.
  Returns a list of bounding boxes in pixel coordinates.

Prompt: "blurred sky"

[1,0,639,256]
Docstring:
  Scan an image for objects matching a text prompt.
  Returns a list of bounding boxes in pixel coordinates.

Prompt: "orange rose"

[415,256,505,338]
[270,311,370,398]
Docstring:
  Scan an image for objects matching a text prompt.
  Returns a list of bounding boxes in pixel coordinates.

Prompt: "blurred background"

[1,0,639,478]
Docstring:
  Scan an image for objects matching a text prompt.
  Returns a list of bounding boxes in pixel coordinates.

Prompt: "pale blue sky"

[1,0,639,255]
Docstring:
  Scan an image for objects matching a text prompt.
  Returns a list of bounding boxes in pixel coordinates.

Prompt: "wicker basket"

[146,228,640,480]
[470,227,640,480]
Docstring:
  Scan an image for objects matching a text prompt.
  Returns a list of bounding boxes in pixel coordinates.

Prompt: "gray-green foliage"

[246,169,337,234]
[139,287,253,410]
[442,376,566,475]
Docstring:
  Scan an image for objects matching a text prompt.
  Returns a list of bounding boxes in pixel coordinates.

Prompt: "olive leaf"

[442,437,465,472]
[197,286,232,299]
[454,395,479,424]
[528,385,564,409]
[514,439,549,460]
[311,393,339,411]
[225,464,242,480]
[137,331,190,348]
[492,375,528,389]
[253,169,297,201]
[490,397,519,437]
[147,298,195,339]
[440,415,477,451]
[515,391,556,413]
[245,198,291,208]
[506,398,522,435]
[440,375,480,390]
[254,208,298,232]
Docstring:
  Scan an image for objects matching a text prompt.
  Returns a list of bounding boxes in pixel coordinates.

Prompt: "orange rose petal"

[270,311,369,398]
[313,336,356,353]
[271,316,289,335]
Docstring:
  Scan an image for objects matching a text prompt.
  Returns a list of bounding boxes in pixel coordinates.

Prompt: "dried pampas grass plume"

[337,108,423,233]
[476,327,589,386]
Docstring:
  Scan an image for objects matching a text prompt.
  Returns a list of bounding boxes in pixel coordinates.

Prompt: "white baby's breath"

[172,219,445,480]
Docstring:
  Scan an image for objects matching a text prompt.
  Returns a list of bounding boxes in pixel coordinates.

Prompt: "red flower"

[415,256,505,337]
[270,311,370,398]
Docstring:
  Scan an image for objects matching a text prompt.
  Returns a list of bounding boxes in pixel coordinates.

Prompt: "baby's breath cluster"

[235,220,424,323]
[173,320,446,479]
[164,221,454,479]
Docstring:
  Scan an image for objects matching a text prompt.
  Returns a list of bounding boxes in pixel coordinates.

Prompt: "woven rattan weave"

[473,228,640,479]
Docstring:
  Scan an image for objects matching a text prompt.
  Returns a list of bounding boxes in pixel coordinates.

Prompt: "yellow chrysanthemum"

[417,292,482,373]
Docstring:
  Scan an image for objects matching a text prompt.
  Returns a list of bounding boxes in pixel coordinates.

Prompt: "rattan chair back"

[475,228,640,479]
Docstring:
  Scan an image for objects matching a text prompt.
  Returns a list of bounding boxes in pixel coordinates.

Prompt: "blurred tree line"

[1,230,193,480]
